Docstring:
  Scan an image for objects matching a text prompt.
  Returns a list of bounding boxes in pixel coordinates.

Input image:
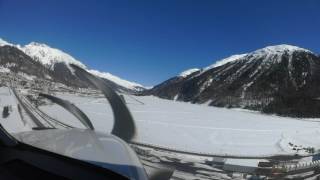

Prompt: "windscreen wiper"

[0,65,174,180]
[39,93,94,130]
[70,64,136,142]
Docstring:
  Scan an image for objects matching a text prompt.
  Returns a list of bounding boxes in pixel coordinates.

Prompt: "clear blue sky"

[0,0,320,86]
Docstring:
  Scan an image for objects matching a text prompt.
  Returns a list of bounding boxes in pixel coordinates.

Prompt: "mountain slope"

[88,70,145,91]
[20,42,144,92]
[0,38,13,47]
[0,45,53,80]
[0,38,145,92]
[147,45,320,117]
[21,42,86,70]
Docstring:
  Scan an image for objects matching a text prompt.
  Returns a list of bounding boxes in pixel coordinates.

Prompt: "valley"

[1,37,320,179]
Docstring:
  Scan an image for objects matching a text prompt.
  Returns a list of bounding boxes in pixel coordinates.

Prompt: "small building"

[258,161,273,168]
[205,157,226,167]
[223,159,260,174]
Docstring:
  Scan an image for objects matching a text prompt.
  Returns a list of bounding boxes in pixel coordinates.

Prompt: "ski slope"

[37,92,320,157]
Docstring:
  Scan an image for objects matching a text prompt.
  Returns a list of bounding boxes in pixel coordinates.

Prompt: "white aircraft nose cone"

[13,129,148,180]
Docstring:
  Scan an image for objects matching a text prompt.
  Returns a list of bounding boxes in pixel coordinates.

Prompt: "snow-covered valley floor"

[36,92,320,157]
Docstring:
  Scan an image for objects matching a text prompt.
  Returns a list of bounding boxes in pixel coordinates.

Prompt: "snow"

[173,94,179,101]
[0,67,10,73]
[199,78,213,93]
[0,87,32,133]
[4,63,16,68]
[88,70,144,90]
[245,44,314,65]
[177,44,315,80]
[38,92,320,157]
[178,68,200,78]
[174,54,247,79]
[252,44,312,55]
[0,38,13,47]
[225,159,259,167]
[21,42,145,90]
[144,86,154,90]
[1,38,85,70]
[17,72,36,81]
[20,42,87,70]
[203,54,247,72]
[0,37,146,90]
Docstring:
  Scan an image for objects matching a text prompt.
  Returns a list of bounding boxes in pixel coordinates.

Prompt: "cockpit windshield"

[0,1,320,179]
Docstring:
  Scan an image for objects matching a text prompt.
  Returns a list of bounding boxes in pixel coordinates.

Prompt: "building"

[223,159,260,174]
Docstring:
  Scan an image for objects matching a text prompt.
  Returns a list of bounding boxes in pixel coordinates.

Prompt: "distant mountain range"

[0,38,145,93]
[146,45,320,118]
[2,37,320,117]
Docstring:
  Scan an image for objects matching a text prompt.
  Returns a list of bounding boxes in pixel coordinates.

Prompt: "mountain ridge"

[2,37,320,117]
[147,44,320,117]
[176,44,315,78]
[0,38,145,92]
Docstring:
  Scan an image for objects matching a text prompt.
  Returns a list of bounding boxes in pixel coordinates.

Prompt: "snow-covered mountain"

[147,44,320,117]
[202,54,248,72]
[0,38,13,47]
[0,45,53,80]
[21,42,86,70]
[88,69,144,91]
[178,68,200,78]
[0,38,145,92]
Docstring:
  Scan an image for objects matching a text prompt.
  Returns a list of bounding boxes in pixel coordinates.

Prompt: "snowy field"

[0,87,32,133]
[36,92,320,157]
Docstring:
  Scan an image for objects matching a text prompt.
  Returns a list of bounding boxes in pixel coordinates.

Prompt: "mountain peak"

[178,68,200,78]
[149,44,320,117]
[21,42,86,69]
[28,42,50,48]
[0,37,146,91]
[204,44,311,72]
[0,38,13,47]
[88,69,144,90]
[204,54,248,71]
[252,44,313,55]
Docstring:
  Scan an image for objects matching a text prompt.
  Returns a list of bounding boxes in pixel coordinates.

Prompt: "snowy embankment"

[37,92,320,157]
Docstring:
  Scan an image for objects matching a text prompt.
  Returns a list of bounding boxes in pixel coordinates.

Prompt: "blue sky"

[0,0,320,86]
